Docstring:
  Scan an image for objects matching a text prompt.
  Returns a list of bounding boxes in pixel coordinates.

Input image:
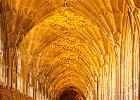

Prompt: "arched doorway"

[59,87,85,100]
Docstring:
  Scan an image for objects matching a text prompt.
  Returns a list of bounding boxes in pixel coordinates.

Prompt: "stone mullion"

[126,24,131,99]
[123,20,129,100]
[119,4,129,100]
[108,59,111,100]
[98,77,101,100]
[110,54,114,100]
[23,80,25,94]
[107,66,109,100]
[118,46,121,100]
[116,64,120,100]
[104,66,108,100]
[112,68,116,100]
[7,47,12,87]
[134,25,139,100]
[113,52,117,100]
[0,5,5,84]
[135,41,139,99]
[100,66,104,100]
[133,9,140,100]
[121,9,130,100]
[114,44,120,100]
[120,33,125,100]
[133,10,140,100]
[106,65,110,100]
[101,66,104,100]
[7,36,18,88]
[103,71,105,100]
[132,31,136,100]
[136,40,139,99]
[137,42,139,99]
[97,77,99,100]
[3,28,9,86]
[34,87,37,100]
[125,53,129,99]
[26,80,29,95]
[108,64,111,100]
[126,32,129,99]
[128,47,132,99]
[110,61,113,99]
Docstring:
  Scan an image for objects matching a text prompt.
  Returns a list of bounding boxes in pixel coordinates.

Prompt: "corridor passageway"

[0,0,140,99]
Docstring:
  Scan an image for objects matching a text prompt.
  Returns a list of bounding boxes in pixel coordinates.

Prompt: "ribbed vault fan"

[1,0,140,99]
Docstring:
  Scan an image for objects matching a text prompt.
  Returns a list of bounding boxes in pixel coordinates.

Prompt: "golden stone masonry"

[0,0,140,100]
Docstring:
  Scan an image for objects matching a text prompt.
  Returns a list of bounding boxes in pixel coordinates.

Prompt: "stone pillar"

[8,67,12,87]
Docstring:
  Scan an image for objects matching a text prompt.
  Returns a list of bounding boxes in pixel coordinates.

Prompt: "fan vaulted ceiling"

[2,0,140,99]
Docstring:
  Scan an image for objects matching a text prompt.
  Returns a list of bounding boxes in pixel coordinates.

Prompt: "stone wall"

[0,84,33,100]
